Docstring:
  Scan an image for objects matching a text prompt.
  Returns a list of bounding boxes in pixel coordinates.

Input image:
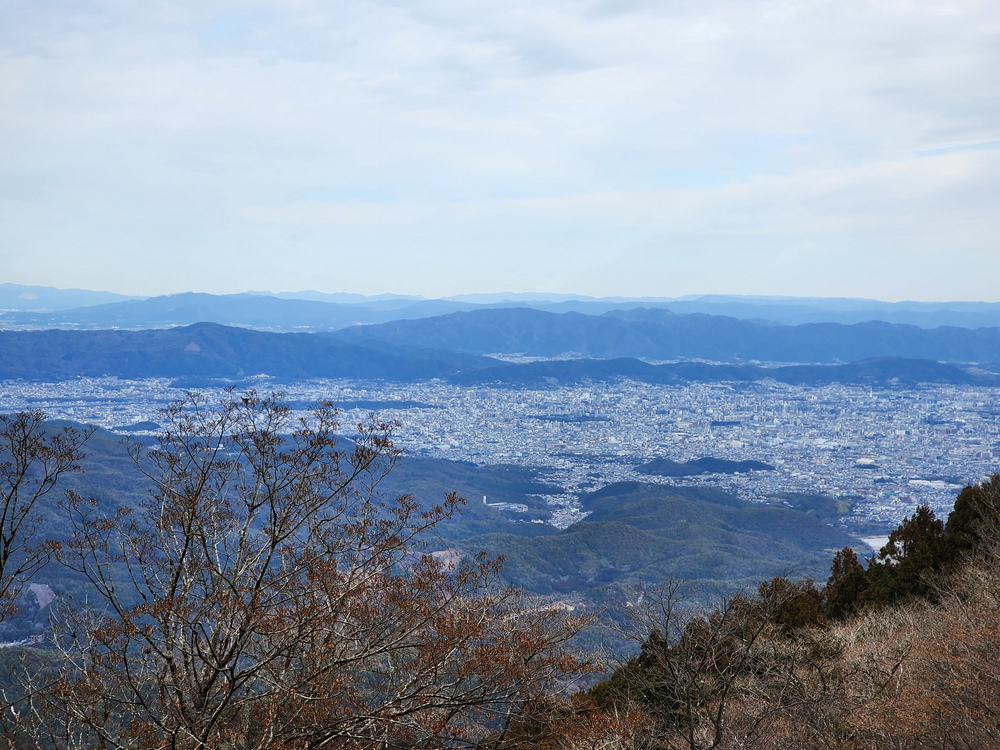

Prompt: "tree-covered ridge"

[337,307,1000,363]
[635,457,774,477]
[458,482,854,600]
[1,323,997,387]
[824,476,1000,618]
[578,475,1000,750]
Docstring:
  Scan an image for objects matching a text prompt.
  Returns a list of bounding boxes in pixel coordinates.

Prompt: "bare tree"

[742,605,911,750]
[42,391,589,749]
[600,578,849,750]
[602,581,777,750]
[0,410,90,622]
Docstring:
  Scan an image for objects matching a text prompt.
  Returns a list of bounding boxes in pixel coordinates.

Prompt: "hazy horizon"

[6,281,1000,308]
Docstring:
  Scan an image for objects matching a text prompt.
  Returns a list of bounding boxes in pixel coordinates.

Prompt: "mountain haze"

[0,283,141,312]
[7,289,1000,332]
[0,292,484,332]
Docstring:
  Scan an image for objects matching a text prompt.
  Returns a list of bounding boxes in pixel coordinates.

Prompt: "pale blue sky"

[2,1,999,300]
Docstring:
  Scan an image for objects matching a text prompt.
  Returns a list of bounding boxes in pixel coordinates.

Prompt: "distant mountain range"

[659,295,1000,329]
[5,285,1000,330]
[4,285,1000,385]
[0,283,142,312]
[0,322,995,386]
[21,293,985,367]
[337,307,1000,364]
[0,292,482,331]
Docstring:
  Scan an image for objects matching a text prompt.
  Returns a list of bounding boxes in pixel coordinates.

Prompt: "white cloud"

[1,0,999,298]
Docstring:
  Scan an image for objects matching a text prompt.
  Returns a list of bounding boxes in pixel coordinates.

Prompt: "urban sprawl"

[2,377,997,536]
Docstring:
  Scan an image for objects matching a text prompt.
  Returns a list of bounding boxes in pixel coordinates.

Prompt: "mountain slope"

[0,292,480,331]
[336,307,1000,363]
[459,482,856,599]
[0,283,141,312]
[1,324,993,386]
[0,323,492,381]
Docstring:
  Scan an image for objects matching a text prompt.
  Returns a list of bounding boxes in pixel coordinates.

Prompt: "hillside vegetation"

[11,424,850,623]
[0,397,589,747]
[0,419,566,644]
[458,482,854,599]
[563,476,1000,750]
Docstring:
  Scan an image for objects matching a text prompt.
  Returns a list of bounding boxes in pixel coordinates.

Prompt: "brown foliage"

[30,391,590,749]
[488,693,649,750]
[863,542,1000,749]
[627,542,1000,750]
[588,577,916,750]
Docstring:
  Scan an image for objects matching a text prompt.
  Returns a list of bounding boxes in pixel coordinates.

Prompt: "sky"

[1,1,999,301]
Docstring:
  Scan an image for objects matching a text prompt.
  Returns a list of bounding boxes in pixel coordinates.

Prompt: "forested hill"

[2,418,564,642]
[457,482,856,599]
[335,307,1000,363]
[1,323,996,386]
[0,323,492,381]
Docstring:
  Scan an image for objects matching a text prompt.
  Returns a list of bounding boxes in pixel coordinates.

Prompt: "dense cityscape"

[3,375,996,536]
